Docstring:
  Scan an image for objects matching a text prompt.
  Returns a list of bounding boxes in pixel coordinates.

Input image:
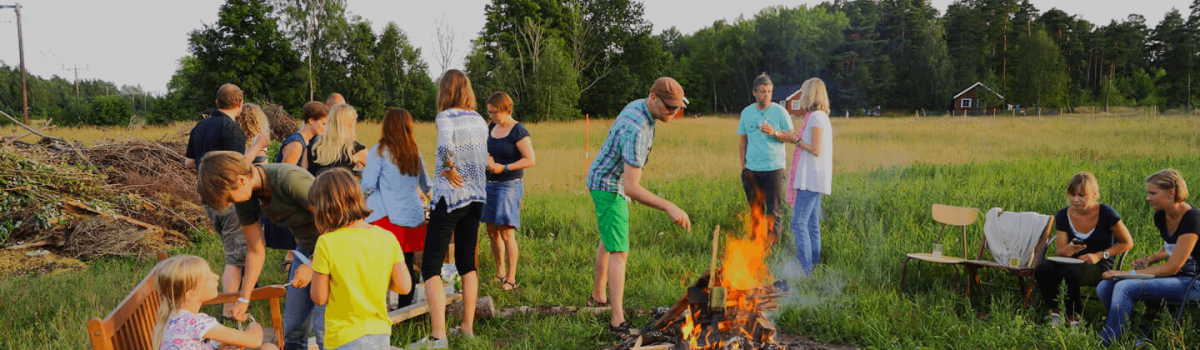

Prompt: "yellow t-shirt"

[311,225,404,348]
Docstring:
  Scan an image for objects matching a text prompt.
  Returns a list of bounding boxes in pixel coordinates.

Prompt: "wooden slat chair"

[87,253,286,350]
[962,212,1054,308]
[900,204,979,292]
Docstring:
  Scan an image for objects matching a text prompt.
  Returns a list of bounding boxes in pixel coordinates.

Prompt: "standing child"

[310,168,412,349]
[151,254,278,350]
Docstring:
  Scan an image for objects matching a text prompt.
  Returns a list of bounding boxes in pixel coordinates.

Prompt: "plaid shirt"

[432,108,488,211]
[586,99,656,196]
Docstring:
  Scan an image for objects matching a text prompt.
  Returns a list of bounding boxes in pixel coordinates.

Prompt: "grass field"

[3,112,1200,349]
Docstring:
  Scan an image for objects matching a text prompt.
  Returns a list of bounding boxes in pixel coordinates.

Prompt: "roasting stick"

[709,225,726,313]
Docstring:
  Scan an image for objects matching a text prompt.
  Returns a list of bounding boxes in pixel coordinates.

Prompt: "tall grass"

[2,115,1200,349]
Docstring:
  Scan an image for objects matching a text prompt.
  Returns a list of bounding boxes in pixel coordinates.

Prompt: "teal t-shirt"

[737,103,793,171]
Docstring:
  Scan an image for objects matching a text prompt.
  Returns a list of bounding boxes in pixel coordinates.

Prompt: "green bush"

[86,96,133,126]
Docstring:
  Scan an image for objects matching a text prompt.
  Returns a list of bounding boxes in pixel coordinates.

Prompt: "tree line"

[2,0,1198,126]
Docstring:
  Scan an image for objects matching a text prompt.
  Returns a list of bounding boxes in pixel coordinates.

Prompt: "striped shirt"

[586,99,656,196]
[433,108,488,211]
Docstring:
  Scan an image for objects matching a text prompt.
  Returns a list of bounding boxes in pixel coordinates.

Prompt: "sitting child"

[151,254,278,350]
[309,168,413,349]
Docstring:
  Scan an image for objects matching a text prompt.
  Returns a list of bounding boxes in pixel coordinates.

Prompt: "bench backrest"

[87,254,166,350]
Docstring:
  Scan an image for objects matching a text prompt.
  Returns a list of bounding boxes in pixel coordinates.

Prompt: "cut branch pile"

[260,102,300,142]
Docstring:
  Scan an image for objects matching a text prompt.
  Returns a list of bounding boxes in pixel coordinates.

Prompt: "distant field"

[3,112,1200,348]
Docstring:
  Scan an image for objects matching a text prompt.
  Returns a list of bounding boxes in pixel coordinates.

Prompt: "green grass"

[5,115,1200,349]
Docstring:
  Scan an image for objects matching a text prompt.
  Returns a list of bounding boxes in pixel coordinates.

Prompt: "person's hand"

[666,205,691,232]
[230,301,250,321]
[1101,270,1120,280]
[289,264,312,289]
[444,168,465,188]
[1132,258,1150,270]
[759,124,776,136]
[1065,242,1087,256]
[1079,252,1102,265]
[253,129,270,149]
[487,163,505,174]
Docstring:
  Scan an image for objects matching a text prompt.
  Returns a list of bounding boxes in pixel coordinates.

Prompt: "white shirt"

[792,111,833,195]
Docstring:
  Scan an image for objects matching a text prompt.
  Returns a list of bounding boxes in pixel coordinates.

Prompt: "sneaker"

[1068,318,1081,328]
[406,336,448,350]
[1048,311,1064,326]
[449,326,475,338]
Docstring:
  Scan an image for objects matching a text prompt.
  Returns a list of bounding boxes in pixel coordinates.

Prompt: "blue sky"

[0,0,1179,95]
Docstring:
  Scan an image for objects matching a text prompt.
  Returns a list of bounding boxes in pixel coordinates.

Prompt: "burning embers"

[611,204,791,350]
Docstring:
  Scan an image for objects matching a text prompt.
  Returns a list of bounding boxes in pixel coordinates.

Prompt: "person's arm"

[623,164,691,232]
[738,135,748,168]
[1107,220,1135,257]
[230,222,266,321]
[797,126,824,157]
[389,261,413,294]
[185,158,195,168]
[244,130,270,161]
[504,136,536,171]
[280,141,304,167]
[352,149,368,169]
[310,272,329,306]
[435,115,464,188]
[360,148,381,193]
[417,156,432,195]
[204,323,264,348]
[1054,230,1085,258]
[1136,234,1196,277]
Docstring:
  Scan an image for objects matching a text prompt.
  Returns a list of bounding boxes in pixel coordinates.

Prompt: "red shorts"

[371,217,426,253]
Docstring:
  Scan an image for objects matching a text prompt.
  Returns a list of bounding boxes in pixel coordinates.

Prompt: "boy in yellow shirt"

[309,168,413,349]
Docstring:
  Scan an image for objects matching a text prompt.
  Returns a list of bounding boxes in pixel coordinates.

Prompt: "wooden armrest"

[202,285,287,306]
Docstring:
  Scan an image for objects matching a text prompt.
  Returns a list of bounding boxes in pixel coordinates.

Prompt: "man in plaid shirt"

[585,77,693,334]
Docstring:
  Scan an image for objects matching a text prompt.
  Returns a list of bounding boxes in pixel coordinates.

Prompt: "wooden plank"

[388,293,462,324]
[202,285,287,305]
[631,344,674,350]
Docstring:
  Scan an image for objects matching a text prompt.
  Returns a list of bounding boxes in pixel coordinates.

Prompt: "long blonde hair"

[312,104,358,166]
[798,78,831,114]
[239,103,270,149]
[151,255,211,350]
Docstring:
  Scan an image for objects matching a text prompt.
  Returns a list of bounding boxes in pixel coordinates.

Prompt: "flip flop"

[501,280,520,291]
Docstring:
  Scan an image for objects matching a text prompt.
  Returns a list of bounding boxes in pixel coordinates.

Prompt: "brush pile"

[261,102,300,142]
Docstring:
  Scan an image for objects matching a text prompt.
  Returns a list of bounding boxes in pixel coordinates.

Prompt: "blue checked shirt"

[433,108,488,211]
[586,99,656,196]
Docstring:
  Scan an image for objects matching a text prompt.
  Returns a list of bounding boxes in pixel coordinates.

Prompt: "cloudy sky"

[0,0,1181,95]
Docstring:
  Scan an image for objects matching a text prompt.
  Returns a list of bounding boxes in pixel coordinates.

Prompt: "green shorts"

[591,190,630,252]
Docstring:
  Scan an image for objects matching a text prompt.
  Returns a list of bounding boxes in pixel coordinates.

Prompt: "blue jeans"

[791,190,822,272]
[330,334,389,350]
[284,248,325,350]
[1096,276,1200,345]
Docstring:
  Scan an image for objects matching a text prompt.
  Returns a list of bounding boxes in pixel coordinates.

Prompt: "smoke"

[768,249,847,317]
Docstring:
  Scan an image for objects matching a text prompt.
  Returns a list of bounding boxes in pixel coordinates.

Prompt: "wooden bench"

[87,253,286,350]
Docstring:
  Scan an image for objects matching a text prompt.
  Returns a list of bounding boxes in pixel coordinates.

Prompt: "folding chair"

[900,204,979,292]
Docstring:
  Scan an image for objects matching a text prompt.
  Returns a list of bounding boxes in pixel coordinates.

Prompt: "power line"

[62,64,89,98]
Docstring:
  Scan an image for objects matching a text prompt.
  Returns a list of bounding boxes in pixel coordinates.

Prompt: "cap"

[650,77,688,108]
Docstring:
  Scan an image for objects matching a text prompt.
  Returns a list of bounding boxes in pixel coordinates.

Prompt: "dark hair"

[302,101,329,123]
[309,168,372,233]
[752,73,773,92]
[380,108,423,176]
[216,84,243,109]
[437,69,476,112]
[486,91,514,114]
[197,151,253,210]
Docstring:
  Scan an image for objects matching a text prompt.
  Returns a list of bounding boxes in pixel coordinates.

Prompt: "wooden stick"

[388,293,463,324]
[0,110,96,170]
[631,344,673,350]
[709,225,720,288]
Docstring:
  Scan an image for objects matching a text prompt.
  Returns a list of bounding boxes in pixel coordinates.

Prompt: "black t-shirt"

[486,122,530,182]
[1155,208,1200,264]
[1055,203,1122,268]
[184,110,246,171]
[306,135,366,175]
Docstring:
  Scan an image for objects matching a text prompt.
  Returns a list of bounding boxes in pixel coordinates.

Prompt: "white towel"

[983,208,1051,267]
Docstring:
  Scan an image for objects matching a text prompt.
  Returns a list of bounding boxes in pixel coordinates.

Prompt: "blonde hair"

[1148,169,1189,203]
[197,151,254,210]
[309,168,372,233]
[437,69,476,112]
[798,78,830,114]
[151,255,212,350]
[312,104,359,167]
[238,103,270,149]
[1066,172,1100,197]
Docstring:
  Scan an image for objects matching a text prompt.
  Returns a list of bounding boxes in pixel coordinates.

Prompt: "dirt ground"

[0,248,86,276]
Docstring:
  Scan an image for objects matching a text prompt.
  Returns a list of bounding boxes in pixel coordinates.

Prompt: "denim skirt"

[481,179,524,228]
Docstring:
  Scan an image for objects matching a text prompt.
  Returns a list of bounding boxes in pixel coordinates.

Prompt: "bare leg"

[486,224,506,280]
[592,242,610,302]
[608,251,629,326]
[222,265,243,317]
[460,270,478,334]
[502,226,519,285]
[425,276,448,339]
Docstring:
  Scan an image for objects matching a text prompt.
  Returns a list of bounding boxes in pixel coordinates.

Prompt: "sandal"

[494,275,507,284]
[501,280,520,291]
[587,295,609,307]
[607,321,630,334]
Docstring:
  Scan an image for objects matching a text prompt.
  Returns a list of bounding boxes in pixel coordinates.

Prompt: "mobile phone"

[1071,238,1084,246]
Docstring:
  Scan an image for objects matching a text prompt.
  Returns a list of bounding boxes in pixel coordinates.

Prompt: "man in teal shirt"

[737,73,793,240]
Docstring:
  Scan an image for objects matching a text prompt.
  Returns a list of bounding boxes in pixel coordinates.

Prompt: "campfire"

[610,204,793,350]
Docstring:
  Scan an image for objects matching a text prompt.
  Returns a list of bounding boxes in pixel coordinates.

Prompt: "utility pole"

[2,4,28,123]
[63,64,89,98]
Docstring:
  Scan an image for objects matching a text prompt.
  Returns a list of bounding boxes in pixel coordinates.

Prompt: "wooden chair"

[87,253,286,350]
[962,213,1054,308]
[900,204,979,292]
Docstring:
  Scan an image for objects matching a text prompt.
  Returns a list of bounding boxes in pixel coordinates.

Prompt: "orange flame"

[721,201,774,290]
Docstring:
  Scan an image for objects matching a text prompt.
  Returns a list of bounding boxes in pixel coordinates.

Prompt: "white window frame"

[791,99,802,110]
[960,98,972,108]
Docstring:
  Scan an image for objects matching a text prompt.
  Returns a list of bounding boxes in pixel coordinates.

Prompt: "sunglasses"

[661,101,685,113]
